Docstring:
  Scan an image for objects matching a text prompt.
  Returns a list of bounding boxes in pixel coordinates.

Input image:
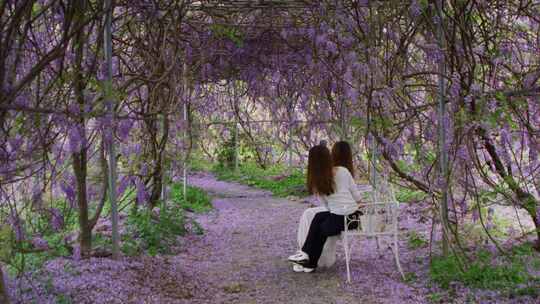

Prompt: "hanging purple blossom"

[67,125,83,153]
[472,208,480,222]
[8,212,25,241]
[68,103,81,115]
[117,175,132,198]
[118,119,134,141]
[50,207,64,232]
[500,125,511,145]
[456,146,469,161]
[7,135,23,154]
[31,184,43,209]
[135,178,148,205]
[60,179,76,207]
[326,41,338,55]
[140,163,148,176]
[31,236,49,250]
[101,113,114,146]
[133,143,142,155]
[530,144,538,163]
[14,94,29,107]
[72,245,81,261]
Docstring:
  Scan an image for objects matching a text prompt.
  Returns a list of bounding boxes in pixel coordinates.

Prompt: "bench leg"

[392,233,405,279]
[343,232,351,283]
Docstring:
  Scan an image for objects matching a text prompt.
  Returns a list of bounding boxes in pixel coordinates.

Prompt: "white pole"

[161,115,167,203]
[340,96,346,140]
[288,101,293,170]
[183,95,188,199]
[233,85,239,172]
[436,0,450,255]
[288,122,293,169]
[370,133,377,188]
[234,121,239,171]
[182,63,188,198]
[104,0,119,259]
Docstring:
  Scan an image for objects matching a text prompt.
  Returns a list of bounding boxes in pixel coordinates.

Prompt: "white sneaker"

[287,251,309,263]
[292,264,315,273]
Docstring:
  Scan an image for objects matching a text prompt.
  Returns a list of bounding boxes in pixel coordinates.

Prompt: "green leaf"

[0,224,14,262]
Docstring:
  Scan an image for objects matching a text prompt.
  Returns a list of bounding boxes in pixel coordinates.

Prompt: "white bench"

[341,184,405,282]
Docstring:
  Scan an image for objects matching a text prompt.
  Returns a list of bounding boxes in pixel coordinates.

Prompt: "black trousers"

[301,211,358,268]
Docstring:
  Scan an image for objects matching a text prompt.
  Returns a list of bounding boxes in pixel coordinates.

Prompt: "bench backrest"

[347,181,399,235]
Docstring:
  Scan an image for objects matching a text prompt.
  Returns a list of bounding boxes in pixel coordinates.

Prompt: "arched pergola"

[98,0,540,257]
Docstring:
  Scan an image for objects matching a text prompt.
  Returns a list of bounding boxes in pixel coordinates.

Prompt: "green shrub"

[121,184,209,256]
[395,187,427,203]
[404,272,418,283]
[189,156,213,172]
[120,238,140,257]
[0,225,14,263]
[41,274,73,304]
[427,292,444,303]
[124,202,186,256]
[216,131,237,169]
[407,231,428,249]
[460,207,514,245]
[56,294,73,304]
[170,184,212,213]
[4,199,75,275]
[430,249,535,294]
[511,242,535,256]
[213,162,307,197]
[7,232,71,275]
[92,233,111,248]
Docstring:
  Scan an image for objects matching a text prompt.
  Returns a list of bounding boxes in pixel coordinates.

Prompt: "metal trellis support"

[436,0,450,255]
[183,63,189,199]
[104,0,119,259]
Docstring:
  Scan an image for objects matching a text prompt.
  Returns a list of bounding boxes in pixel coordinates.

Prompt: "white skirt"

[297,206,339,268]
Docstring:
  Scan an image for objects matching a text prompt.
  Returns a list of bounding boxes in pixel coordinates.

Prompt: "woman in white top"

[288,144,363,272]
[296,141,358,268]
[332,141,356,180]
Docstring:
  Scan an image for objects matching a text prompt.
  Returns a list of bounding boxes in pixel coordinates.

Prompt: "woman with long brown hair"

[289,144,363,272]
[332,141,354,178]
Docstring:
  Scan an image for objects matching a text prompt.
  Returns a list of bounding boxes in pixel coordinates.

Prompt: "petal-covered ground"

[180,173,421,304]
[9,172,537,303]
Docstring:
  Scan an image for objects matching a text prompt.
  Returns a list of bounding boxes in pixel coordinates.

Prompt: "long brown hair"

[307,145,335,195]
[332,141,355,177]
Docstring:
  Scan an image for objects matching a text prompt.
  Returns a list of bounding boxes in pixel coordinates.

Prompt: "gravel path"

[174,172,425,304]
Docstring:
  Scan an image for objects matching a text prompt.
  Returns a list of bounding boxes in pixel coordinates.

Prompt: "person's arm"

[347,170,363,204]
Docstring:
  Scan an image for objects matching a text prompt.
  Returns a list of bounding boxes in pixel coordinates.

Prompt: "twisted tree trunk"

[71,0,92,258]
[144,113,170,208]
[532,214,540,250]
[479,127,540,250]
[0,265,10,304]
[73,142,91,257]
